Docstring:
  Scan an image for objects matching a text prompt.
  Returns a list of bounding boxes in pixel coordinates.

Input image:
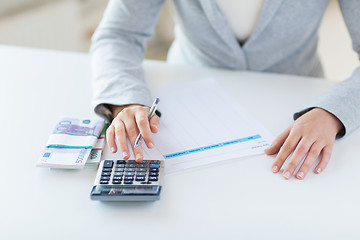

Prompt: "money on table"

[37,117,105,169]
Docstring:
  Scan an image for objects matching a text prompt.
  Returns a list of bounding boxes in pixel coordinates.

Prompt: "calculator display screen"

[94,185,160,196]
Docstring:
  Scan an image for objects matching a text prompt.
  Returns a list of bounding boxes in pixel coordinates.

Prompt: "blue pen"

[134,98,160,148]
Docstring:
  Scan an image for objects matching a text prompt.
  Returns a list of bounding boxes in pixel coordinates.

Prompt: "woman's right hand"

[106,104,161,162]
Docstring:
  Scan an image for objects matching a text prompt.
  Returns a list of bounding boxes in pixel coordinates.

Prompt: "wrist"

[110,104,142,117]
[314,108,344,133]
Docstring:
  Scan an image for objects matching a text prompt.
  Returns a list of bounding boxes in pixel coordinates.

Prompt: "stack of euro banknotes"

[37,117,107,169]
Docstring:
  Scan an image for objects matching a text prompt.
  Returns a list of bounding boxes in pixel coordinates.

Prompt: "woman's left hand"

[264,108,344,180]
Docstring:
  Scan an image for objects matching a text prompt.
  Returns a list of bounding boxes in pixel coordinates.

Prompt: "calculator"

[90,159,164,201]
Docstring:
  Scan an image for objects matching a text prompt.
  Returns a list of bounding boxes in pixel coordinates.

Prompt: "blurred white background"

[0,0,358,82]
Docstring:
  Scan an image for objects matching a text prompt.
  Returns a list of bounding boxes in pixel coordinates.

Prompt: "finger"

[135,110,154,149]
[123,119,143,162]
[271,129,301,174]
[150,115,161,133]
[295,141,324,180]
[265,126,291,155]
[282,138,315,180]
[314,144,333,174]
[113,120,130,160]
[106,125,117,153]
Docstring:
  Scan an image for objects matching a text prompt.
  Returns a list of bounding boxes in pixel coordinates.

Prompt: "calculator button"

[116,160,126,164]
[125,172,135,176]
[112,180,122,184]
[113,176,122,180]
[102,167,112,172]
[101,172,111,176]
[101,176,111,181]
[114,168,124,173]
[150,168,159,172]
[135,176,146,181]
[135,172,146,176]
[115,164,125,168]
[126,164,136,168]
[103,160,114,168]
[125,168,135,172]
[124,176,134,181]
[150,164,160,169]
[126,160,137,164]
[137,163,148,168]
[100,180,109,184]
[124,180,133,184]
[114,171,124,176]
[148,176,158,181]
[150,160,160,164]
[136,168,147,172]
[149,172,159,177]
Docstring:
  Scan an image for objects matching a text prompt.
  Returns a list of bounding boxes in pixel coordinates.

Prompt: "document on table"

[102,79,273,173]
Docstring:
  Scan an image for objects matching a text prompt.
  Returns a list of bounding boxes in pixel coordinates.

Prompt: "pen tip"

[155,98,160,104]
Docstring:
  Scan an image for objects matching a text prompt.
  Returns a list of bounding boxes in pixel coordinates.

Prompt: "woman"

[91,0,360,180]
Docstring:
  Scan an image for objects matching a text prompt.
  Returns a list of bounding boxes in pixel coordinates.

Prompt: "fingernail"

[148,142,154,148]
[122,152,128,159]
[111,147,115,153]
[272,166,278,173]
[297,171,304,180]
[135,153,142,162]
[283,171,291,179]
[152,124,158,130]
[316,168,322,174]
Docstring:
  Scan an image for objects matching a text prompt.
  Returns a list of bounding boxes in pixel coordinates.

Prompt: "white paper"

[101,79,273,173]
[149,79,274,173]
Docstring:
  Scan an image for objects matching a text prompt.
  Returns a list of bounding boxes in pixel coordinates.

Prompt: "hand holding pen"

[106,98,161,162]
[134,98,160,149]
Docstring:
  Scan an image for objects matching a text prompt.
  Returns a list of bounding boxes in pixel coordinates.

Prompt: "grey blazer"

[91,0,360,136]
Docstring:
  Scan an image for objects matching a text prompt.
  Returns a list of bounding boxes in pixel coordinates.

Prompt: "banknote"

[86,134,106,168]
[37,117,106,169]
[46,117,104,148]
[37,147,92,169]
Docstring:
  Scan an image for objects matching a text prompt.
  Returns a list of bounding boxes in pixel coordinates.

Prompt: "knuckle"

[274,156,285,165]
[323,148,332,156]
[283,144,293,152]
[114,127,124,135]
[140,106,148,111]
[126,125,138,137]
[309,147,320,156]
[137,118,148,126]
[286,162,298,170]
[120,107,132,116]
[292,123,305,133]
[142,132,153,140]
[301,162,312,170]
[150,116,160,125]
[296,144,307,154]
[106,126,114,134]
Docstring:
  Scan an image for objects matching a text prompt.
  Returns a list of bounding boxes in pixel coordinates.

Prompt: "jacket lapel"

[199,0,284,50]
[244,0,284,48]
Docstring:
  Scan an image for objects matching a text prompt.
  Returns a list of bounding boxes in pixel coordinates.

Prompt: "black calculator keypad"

[99,160,162,185]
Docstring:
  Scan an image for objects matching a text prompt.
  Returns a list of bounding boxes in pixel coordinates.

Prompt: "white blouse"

[216,0,264,42]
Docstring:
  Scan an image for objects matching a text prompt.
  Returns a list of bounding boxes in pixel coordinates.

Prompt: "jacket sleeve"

[294,0,360,137]
[90,0,165,122]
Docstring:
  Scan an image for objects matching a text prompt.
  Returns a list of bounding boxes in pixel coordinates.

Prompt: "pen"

[134,97,160,149]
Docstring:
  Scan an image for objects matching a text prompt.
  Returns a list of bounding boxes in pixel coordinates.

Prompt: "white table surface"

[0,45,359,239]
